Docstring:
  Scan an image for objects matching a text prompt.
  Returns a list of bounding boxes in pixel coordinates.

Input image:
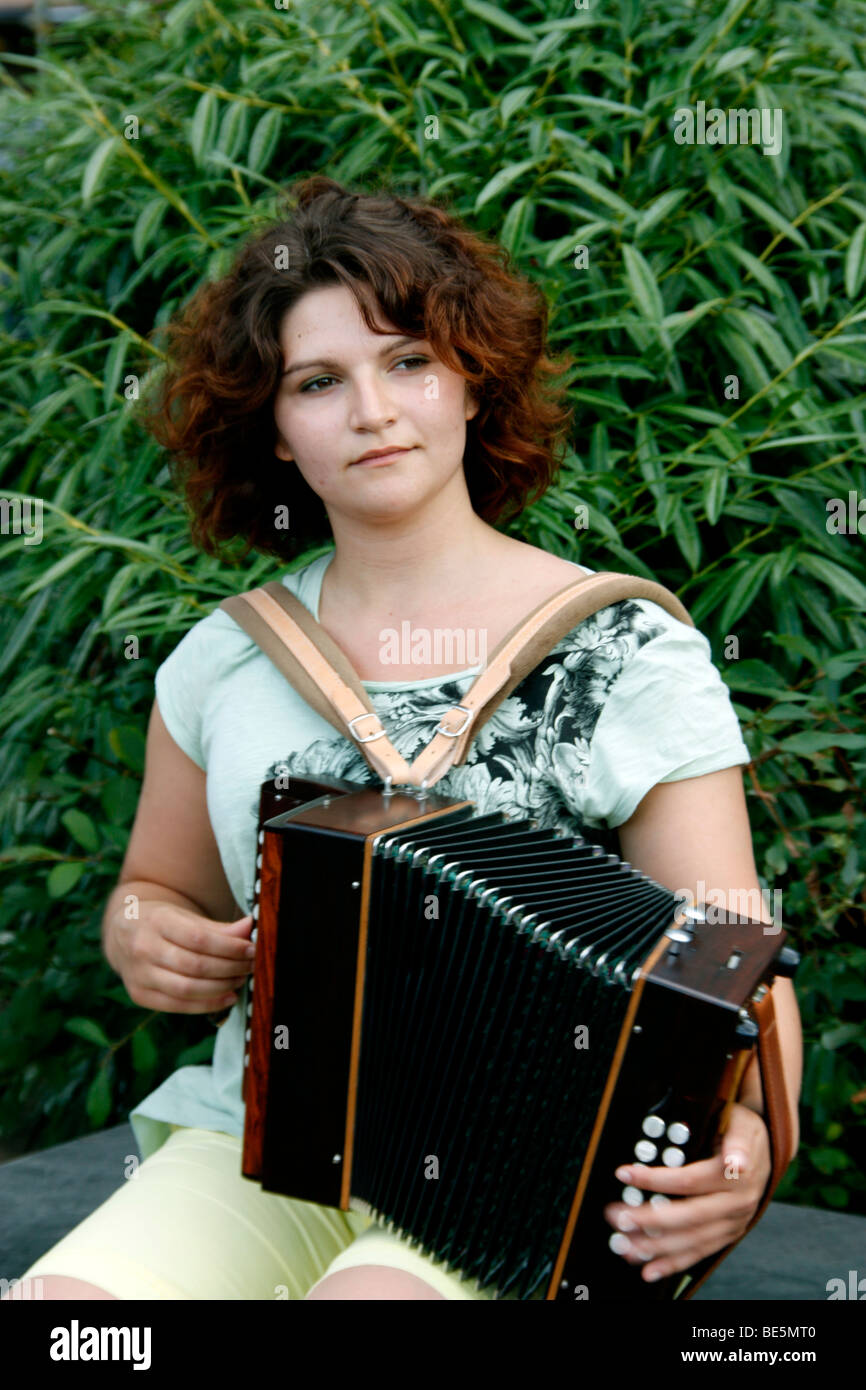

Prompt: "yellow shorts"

[17,1125,500,1300]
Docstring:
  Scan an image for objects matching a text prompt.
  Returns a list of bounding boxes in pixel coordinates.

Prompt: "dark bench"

[1,1123,862,1299]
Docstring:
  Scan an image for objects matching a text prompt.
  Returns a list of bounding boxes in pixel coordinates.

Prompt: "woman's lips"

[351,447,412,466]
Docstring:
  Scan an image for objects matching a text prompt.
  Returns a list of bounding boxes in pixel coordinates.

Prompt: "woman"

[9,176,801,1301]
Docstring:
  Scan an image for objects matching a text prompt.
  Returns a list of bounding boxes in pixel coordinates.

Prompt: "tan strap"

[219,570,694,789]
[684,986,795,1298]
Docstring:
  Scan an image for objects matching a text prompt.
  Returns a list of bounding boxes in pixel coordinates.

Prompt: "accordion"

[241,774,795,1302]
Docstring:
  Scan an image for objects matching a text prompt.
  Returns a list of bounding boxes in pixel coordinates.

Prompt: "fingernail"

[644,1268,663,1282]
[245,944,256,957]
[617,1213,639,1232]
[615,1166,632,1181]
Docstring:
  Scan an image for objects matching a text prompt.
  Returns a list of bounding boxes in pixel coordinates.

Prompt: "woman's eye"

[299,375,336,393]
[299,356,428,393]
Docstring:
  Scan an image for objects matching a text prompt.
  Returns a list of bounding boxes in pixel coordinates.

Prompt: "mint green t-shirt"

[128,550,751,1162]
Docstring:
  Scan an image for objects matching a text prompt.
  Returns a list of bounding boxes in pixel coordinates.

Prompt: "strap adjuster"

[434,704,473,738]
[347,712,386,744]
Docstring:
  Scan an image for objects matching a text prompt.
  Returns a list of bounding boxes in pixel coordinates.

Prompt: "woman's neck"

[321,516,514,617]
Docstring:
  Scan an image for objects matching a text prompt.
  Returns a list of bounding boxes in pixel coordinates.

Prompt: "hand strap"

[683,986,795,1298]
[220,570,694,790]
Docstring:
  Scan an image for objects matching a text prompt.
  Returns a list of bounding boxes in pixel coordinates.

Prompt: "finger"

[160,912,256,963]
[614,1218,735,1271]
[132,984,242,1015]
[614,1157,732,1196]
[142,965,250,1003]
[637,1220,740,1282]
[153,939,255,982]
[605,1189,746,1238]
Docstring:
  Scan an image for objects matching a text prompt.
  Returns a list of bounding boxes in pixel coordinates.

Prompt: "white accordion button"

[254,878,261,896]
[662,1146,686,1167]
[634,1140,657,1162]
[641,1115,665,1138]
[667,1122,690,1145]
[622,1186,644,1206]
[609,1233,631,1255]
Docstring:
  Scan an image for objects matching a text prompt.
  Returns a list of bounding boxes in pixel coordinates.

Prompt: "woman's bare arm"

[101,699,254,1012]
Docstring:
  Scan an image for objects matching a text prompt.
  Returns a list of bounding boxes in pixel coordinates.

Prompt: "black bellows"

[351,808,678,1300]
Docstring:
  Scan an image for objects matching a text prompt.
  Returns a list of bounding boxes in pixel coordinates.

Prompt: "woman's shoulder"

[165,551,329,657]
[512,546,697,648]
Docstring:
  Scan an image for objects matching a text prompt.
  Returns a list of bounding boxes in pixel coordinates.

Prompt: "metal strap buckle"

[347,712,386,744]
[434,704,473,738]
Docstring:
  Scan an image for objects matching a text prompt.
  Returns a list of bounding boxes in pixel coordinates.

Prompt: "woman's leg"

[2,1276,117,1300]
[306,1266,445,1300]
[306,1222,503,1301]
[9,1127,368,1300]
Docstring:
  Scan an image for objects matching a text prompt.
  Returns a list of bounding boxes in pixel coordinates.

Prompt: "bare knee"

[306,1264,446,1300]
[1,1275,118,1300]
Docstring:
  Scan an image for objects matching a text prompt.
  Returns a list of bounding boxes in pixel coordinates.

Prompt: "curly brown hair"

[136,174,575,563]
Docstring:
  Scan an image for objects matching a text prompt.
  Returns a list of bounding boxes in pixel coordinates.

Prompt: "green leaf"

[81,137,118,207]
[780,730,861,754]
[797,553,866,609]
[0,844,67,864]
[711,46,760,76]
[86,1067,113,1127]
[132,196,169,263]
[175,1035,216,1067]
[671,502,702,572]
[731,186,809,249]
[102,332,131,411]
[634,189,688,240]
[721,659,788,694]
[718,554,775,631]
[247,108,283,174]
[817,1185,848,1209]
[463,0,535,41]
[190,89,219,167]
[622,244,664,322]
[65,1017,111,1048]
[820,1023,863,1051]
[702,465,729,524]
[474,159,538,211]
[61,809,100,853]
[108,725,146,773]
[557,172,636,221]
[20,549,91,601]
[500,85,535,123]
[47,861,86,897]
[844,221,866,300]
[132,1028,158,1072]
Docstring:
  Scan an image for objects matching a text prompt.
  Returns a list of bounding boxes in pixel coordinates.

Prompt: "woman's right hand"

[111,899,256,1014]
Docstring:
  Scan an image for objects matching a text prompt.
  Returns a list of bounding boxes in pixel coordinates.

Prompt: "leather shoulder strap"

[219,570,694,789]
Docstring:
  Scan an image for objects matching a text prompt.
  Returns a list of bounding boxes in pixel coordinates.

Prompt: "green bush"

[0,0,864,1212]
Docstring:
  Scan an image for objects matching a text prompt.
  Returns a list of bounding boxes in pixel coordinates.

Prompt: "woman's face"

[272,282,478,522]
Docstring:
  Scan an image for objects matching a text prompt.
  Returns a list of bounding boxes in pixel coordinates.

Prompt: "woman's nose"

[347,373,397,429]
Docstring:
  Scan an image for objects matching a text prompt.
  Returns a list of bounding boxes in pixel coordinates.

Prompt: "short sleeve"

[574,603,751,830]
[154,620,211,770]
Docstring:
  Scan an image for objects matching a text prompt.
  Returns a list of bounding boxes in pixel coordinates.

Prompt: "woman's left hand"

[603,1101,772,1283]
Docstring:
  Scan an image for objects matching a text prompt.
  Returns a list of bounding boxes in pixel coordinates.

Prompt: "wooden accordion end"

[241,774,794,1302]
